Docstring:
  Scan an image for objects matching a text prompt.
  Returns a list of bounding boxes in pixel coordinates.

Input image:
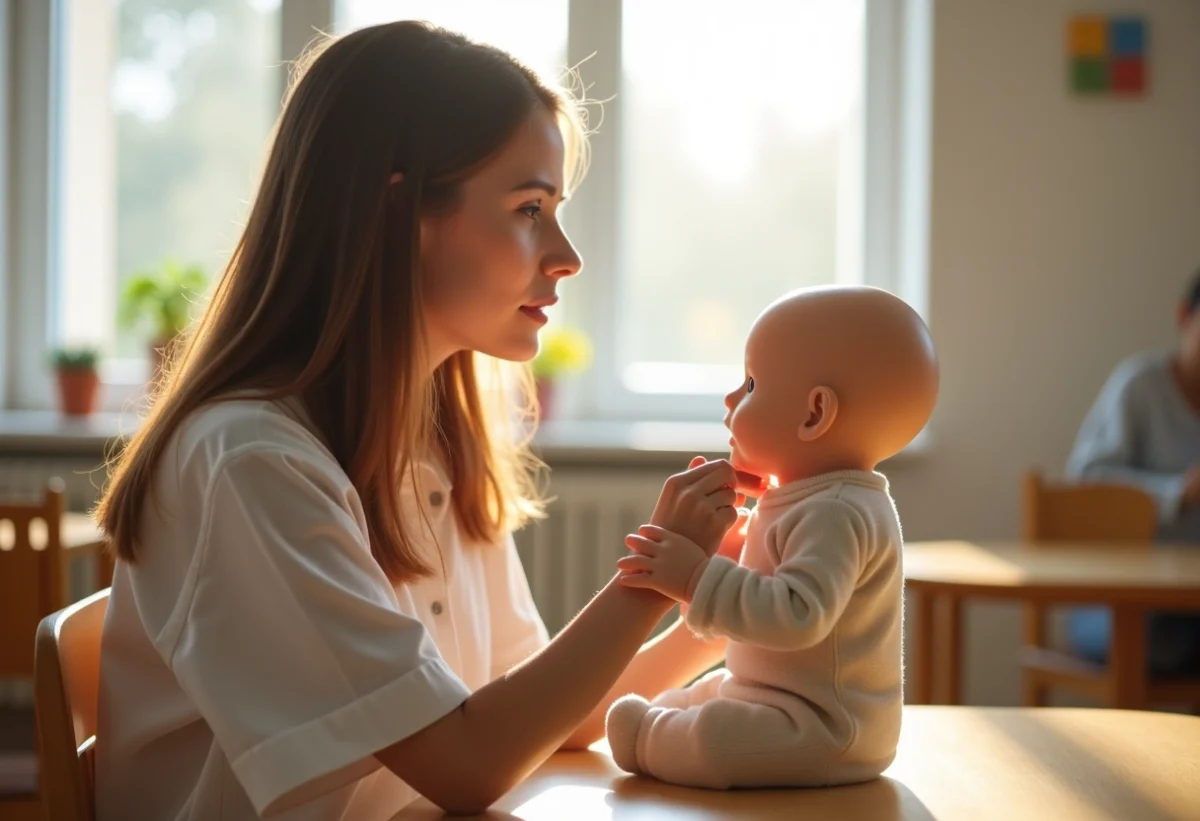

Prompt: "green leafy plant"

[50,345,101,372]
[532,326,592,380]
[119,259,209,341]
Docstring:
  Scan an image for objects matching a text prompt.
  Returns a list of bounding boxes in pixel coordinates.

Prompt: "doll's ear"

[797,386,838,442]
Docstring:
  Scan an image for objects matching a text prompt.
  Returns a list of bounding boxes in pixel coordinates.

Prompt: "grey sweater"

[1065,350,1200,543]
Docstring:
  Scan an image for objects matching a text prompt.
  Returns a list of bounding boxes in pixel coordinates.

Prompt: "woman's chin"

[481,336,540,364]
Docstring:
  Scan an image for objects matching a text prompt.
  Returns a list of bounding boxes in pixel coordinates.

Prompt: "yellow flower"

[532,326,592,379]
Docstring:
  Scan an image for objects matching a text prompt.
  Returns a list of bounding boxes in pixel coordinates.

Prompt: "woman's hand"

[716,507,751,562]
[616,525,709,602]
[649,456,763,555]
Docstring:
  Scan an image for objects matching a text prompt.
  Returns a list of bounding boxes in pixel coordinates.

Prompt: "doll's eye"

[746,377,755,393]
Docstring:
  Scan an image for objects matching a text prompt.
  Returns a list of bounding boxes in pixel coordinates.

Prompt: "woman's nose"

[546,225,583,279]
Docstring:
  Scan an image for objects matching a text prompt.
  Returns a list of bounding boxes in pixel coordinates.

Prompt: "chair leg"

[1022,672,1049,707]
[1022,603,1050,706]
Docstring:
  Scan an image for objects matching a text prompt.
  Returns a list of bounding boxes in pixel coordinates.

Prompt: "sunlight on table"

[512,786,614,821]
[903,541,1026,583]
[884,709,1095,818]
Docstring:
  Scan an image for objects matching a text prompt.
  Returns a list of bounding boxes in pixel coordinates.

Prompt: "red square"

[1111,57,1145,94]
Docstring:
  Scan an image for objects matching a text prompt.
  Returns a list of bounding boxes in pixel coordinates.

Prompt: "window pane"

[336,0,569,87]
[57,0,280,359]
[619,0,864,394]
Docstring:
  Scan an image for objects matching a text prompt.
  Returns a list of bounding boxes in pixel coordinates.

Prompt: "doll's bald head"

[724,286,938,483]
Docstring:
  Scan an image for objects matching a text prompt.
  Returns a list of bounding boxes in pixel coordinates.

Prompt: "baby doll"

[605,285,938,790]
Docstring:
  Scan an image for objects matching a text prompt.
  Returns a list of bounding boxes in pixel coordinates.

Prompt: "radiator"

[513,469,666,634]
[0,456,110,512]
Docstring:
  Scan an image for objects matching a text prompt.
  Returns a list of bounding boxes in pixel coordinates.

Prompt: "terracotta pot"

[536,378,556,421]
[56,369,100,416]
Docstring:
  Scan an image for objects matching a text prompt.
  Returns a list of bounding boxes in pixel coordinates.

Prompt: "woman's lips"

[520,306,549,324]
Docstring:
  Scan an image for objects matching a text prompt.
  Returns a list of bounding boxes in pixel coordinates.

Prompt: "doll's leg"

[648,667,728,709]
[606,669,728,773]
[633,696,834,789]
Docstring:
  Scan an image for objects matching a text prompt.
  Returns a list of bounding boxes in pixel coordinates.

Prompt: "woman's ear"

[389,172,405,186]
[797,386,838,442]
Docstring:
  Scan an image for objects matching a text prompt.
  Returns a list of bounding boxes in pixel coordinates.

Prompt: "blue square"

[1109,17,1145,57]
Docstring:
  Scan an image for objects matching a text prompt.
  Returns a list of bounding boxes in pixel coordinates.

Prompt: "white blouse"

[95,399,548,820]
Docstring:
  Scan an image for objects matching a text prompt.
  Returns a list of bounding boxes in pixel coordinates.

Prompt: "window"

[67,0,278,401]
[7,0,929,420]
[616,1,864,400]
[567,0,930,422]
[337,1,569,84]
[7,0,280,410]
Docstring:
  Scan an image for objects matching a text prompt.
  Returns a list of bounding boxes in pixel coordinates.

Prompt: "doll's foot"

[605,695,651,774]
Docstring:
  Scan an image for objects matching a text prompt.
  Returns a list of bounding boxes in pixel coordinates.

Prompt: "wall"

[883,0,1200,704]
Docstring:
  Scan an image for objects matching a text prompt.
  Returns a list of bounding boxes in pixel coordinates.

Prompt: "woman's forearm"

[560,613,727,750]
[377,574,675,812]
[463,577,676,793]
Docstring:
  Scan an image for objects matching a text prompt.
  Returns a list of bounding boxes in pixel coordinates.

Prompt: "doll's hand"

[649,456,764,555]
[616,525,710,603]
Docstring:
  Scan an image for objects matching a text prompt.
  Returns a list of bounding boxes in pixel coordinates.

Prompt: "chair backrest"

[1022,470,1158,543]
[0,481,66,678]
[35,588,109,821]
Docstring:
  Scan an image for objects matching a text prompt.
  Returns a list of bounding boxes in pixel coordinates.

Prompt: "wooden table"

[392,707,1200,820]
[904,540,1200,707]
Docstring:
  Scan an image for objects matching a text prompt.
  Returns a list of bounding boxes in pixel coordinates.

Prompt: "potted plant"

[531,326,592,420]
[50,346,102,416]
[119,259,208,383]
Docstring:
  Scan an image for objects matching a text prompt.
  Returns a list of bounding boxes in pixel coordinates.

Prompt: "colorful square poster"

[1067,15,1148,96]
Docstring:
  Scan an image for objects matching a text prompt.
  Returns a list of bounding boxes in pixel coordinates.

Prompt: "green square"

[1071,57,1109,92]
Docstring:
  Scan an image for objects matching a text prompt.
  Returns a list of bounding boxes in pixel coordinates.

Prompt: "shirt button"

[429,491,444,507]
[431,601,444,616]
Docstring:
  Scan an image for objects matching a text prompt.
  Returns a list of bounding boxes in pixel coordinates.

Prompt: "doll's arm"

[683,500,865,650]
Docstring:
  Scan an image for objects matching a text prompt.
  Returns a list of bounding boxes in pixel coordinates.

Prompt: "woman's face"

[418,106,582,371]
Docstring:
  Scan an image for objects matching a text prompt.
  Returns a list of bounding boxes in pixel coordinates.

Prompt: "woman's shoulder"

[170,397,342,485]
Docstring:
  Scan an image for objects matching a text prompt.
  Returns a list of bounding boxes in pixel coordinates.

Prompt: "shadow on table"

[604,773,934,820]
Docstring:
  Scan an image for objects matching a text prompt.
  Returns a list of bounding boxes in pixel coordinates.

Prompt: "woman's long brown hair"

[95,21,589,582]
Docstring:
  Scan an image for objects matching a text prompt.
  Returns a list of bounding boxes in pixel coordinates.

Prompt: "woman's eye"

[746,377,755,393]
[519,203,542,220]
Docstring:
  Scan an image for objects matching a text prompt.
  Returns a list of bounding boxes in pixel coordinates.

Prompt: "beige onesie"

[605,470,904,789]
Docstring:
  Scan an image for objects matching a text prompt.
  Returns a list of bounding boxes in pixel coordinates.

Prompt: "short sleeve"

[485,534,550,679]
[157,447,471,817]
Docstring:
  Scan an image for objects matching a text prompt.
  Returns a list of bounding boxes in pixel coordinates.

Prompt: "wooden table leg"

[937,595,964,705]
[910,589,934,704]
[1110,604,1148,710]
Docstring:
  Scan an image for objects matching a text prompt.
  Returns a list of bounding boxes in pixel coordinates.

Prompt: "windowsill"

[0,410,931,468]
[0,410,134,455]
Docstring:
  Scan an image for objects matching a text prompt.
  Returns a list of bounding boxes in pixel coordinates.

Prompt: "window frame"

[3,0,931,422]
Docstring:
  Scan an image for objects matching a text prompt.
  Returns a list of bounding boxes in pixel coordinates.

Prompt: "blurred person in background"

[1064,267,1200,678]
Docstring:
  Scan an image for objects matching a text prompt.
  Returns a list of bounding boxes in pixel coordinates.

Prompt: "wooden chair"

[0,480,68,813]
[1019,469,1200,709]
[34,588,109,821]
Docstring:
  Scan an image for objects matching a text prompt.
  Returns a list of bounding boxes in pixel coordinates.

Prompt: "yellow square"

[1068,16,1108,57]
